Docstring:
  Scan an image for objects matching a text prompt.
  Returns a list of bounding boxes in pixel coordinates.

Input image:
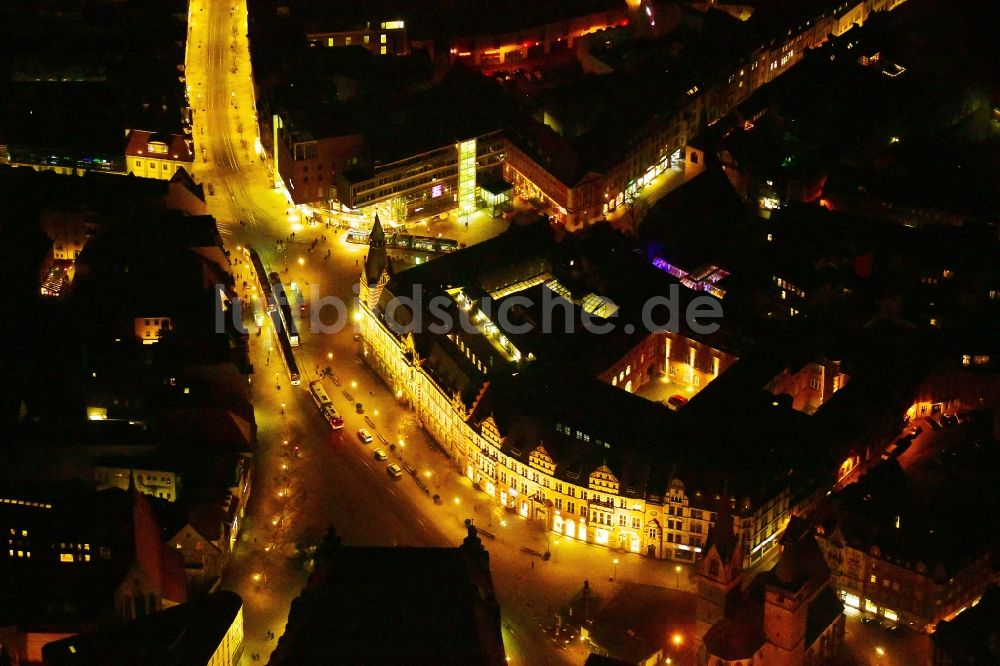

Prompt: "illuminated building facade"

[306,21,409,56]
[271,113,365,208]
[337,131,504,222]
[358,221,826,569]
[125,131,195,181]
[815,458,1000,632]
[504,0,911,229]
[440,4,630,69]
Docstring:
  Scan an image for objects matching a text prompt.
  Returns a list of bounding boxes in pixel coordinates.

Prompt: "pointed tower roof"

[131,483,164,592]
[705,492,739,565]
[364,214,389,286]
[369,213,386,248]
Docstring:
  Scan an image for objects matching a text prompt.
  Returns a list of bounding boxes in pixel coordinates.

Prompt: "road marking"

[417,518,426,528]
[387,487,397,497]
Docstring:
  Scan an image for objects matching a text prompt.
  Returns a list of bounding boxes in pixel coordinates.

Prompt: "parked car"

[881,443,899,460]
[909,425,923,437]
[387,463,403,478]
[942,413,959,427]
[894,439,912,456]
[860,616,877,625]
[357,428,373,444]
[881,622,901,635]
[926,416,942,430]
[667,394,689,409]
[374,448,388,461]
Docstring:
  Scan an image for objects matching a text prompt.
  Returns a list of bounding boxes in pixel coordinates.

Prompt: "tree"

[621,187,647,235]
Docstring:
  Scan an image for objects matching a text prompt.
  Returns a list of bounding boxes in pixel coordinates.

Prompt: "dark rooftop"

[42,591,243,666]
[269,528,506,665]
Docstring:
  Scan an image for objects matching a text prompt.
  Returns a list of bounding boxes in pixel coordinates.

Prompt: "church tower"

[695,493,744,642]
[360,213,391,310]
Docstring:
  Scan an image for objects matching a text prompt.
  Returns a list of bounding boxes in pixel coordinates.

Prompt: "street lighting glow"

[351,380,357,389]
[876,646,885,656]
[671,633,683,647]
[327,352,333,360]
[297,257,305,266]
[252,572,262,583]
[353,310,362,321]
[453,497,461,505]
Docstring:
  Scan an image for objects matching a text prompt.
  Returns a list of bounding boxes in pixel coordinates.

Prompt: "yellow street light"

[876,647,885,657]
[298,257,305,266]
[252,572,262,583]
[327,352,333,360]
[453,497,461,505]
[671,633,683,647]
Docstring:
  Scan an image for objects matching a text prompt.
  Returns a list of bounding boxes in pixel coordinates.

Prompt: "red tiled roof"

[125,130,193,162]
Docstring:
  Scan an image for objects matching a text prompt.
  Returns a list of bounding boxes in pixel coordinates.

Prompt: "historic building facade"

[357,225,794,568]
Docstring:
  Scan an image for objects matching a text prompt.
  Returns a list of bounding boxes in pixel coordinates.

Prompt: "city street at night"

[1,0,998,664]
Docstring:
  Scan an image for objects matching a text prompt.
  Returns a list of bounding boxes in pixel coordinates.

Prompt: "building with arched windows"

[358,218,916,572]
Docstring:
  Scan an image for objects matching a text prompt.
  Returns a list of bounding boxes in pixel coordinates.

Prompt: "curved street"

[187,1,698,663]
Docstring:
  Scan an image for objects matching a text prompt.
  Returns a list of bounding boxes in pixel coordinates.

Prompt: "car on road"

[387,463,403,478]
[894,438,912,457]
[860,616,877,625]
[927,416,942,430]
[374,448,388,461]
[881,443,899,460]
[941,413,959,427]
[909,425,923,437]
[357,428,373,444]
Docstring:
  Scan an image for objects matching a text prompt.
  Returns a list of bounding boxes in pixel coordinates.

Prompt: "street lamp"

[674,564,682,588]
[612,558,620,581]
[671,633,683,648]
